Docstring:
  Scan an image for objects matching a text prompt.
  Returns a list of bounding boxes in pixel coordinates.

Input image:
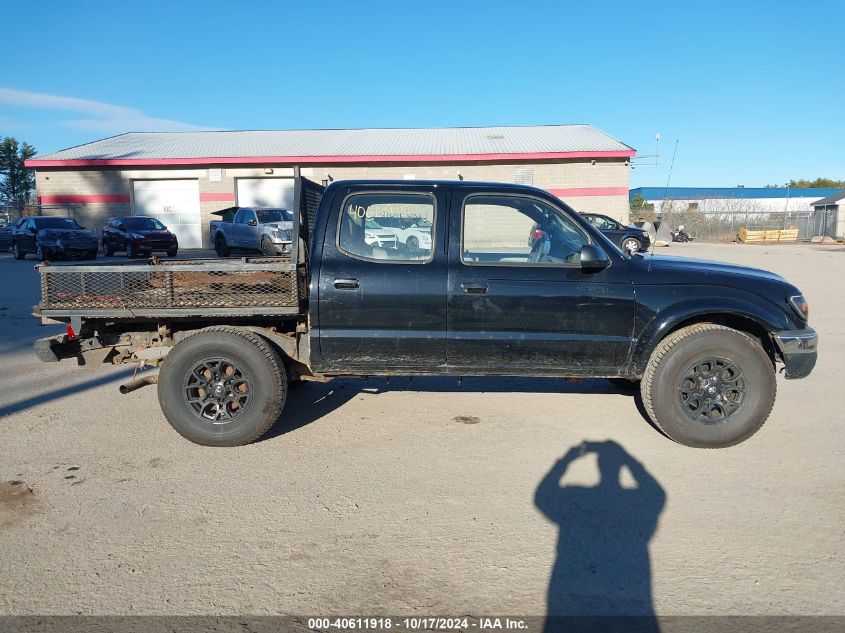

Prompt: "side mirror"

[247,219,257,226]
[580,243,610,272]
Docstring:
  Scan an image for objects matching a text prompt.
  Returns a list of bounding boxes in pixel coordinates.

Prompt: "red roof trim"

[25,149,635,168]
[38,194,130,204]
[200,192,236,202]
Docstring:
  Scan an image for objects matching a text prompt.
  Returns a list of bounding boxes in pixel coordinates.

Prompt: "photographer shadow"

[535,441,666,633]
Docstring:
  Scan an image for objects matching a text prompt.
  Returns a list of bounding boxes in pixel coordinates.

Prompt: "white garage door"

[236,178,295,208]
[132,180,202,249]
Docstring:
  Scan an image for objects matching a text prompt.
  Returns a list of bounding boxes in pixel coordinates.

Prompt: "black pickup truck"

[33,177,817,448]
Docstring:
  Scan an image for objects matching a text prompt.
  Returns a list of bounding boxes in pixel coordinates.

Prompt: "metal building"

[26,125,635,248]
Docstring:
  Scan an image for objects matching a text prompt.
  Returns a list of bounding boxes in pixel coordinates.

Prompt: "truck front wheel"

[641,324,776,448]
[157,327,287,446]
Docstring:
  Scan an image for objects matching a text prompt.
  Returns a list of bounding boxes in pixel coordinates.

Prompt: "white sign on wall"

[132,179,202,248]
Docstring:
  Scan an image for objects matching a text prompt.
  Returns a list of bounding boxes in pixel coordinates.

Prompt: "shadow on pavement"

[0,367,135,418]
[535,441,666,632]
[262,376,646,442]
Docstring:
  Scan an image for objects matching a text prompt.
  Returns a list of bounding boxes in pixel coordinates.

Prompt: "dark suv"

[581,213,651,253]
[102,216,178,258]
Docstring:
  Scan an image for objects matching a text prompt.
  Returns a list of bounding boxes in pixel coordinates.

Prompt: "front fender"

[629,286,795,375]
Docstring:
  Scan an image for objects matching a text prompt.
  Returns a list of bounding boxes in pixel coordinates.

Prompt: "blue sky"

[1,0,843,187]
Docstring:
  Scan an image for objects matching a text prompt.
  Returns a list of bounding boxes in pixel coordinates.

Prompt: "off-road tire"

[407,236,419,252]
[103,240,114,257]
[215,236,230,257]
[126,243,136,258]
[641,324,776,448]
[12,242,25,260]
[158,327,287,446]
[36,245,47,262]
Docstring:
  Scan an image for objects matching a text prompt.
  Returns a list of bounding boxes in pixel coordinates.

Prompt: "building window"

[513,167,534,185]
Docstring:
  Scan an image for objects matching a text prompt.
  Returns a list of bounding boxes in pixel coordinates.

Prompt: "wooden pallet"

[737,227,799,243]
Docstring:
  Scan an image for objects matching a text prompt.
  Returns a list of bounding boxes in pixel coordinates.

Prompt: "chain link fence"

[631,199,826,242]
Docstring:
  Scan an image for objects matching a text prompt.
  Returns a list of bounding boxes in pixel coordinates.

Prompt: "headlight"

[128,232,145,240]
[641,231,649,238]
[272,229,292,241]
[788,295,809,321]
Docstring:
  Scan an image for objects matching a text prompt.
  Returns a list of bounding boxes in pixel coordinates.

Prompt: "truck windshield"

[255,209,292,223]
[34,217,82,230]
[124,217,166,231]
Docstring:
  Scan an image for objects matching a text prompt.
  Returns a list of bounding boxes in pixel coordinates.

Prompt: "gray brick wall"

[35,158,630,242]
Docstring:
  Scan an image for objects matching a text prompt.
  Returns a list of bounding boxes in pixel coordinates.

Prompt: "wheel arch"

[631,301,787,376]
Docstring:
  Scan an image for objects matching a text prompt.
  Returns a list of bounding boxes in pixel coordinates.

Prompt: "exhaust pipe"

[119,374,159,394]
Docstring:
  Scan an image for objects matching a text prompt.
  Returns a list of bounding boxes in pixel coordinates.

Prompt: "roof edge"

[26,149,636,168]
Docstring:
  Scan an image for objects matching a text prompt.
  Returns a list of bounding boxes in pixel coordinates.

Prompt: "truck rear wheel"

[215,236,230,257]
[157,327,287,446]
[641,324,776,448]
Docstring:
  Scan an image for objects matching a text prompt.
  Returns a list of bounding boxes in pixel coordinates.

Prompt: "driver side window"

[461,195,588,266]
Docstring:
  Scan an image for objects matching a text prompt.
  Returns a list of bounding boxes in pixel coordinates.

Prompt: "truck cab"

[311,181,635,376]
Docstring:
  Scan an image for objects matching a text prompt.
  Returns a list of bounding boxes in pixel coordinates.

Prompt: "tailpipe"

[119,374,159,394]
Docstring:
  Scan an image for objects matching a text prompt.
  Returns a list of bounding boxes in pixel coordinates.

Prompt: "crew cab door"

[447,190,636,375]
[314,185,448,371]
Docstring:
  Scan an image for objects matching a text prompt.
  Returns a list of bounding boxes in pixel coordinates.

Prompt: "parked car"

[580,213,651,253]
[0,218,23,250]
[11,216,98,261]
[370,216,432,252]
[363,218,399,249]
[33,178,816,449]
[102,216,178,258]
[211,207,294,256]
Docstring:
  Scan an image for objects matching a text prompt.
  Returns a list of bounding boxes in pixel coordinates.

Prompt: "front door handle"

[334,278,359,290]
[461,282,488,294]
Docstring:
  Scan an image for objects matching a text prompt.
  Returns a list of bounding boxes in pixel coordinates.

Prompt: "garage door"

[236,178,295,208]
[132,180,202,248]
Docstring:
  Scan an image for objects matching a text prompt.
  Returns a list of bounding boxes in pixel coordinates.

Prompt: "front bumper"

[131,239,178,253]
[268,240,292,254]
[772,327,818,379]
[42,243,98,257]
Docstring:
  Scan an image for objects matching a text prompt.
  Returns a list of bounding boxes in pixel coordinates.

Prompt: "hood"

[38,228,97,239]
[136,229,174,237]
[263,221,293,230]
[631,253,793,291]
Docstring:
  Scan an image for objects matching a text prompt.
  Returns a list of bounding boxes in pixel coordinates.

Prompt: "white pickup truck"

[210,207,294,256]
[370,215,433,252]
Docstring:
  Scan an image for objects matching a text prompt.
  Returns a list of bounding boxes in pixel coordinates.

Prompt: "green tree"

[786,177,845,188]
[0,137,37,210]
[629,193,654,212]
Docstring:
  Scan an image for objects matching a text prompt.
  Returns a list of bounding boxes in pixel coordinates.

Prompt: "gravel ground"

[0,243,842,617]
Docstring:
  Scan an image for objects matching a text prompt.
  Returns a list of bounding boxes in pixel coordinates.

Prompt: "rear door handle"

[461,282,488,294]
[334,278,359,290]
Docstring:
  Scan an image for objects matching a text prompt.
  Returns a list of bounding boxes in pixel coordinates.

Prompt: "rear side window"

[337,193,435,263]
